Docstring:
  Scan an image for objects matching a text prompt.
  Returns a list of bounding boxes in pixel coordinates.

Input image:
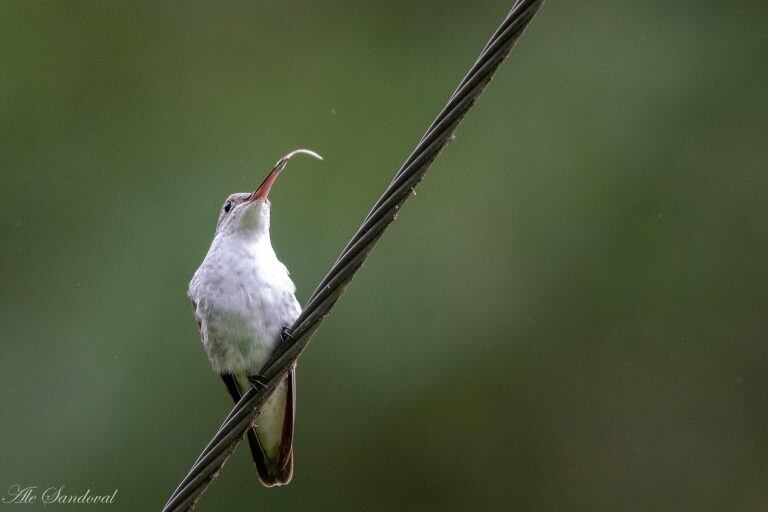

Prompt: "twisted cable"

[163,2,543,509]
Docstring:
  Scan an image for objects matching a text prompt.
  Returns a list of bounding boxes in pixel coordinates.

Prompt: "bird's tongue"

[249,168,280,201]
[248,149,323,202]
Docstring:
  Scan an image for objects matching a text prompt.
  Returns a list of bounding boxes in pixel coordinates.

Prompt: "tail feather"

[220,369,296,487]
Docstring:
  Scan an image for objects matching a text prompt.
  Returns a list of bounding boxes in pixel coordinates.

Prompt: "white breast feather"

[188,234,301,375]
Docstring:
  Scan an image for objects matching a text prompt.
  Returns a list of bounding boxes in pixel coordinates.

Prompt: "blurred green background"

[2,1,767,510]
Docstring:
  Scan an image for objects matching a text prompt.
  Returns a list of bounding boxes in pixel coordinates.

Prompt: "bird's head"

[213,149,322,240]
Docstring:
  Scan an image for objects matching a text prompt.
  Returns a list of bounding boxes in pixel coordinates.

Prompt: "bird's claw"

[248,374,268,390]
[281,327,296,343]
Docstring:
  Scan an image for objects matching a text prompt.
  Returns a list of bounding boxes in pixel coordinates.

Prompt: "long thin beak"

[248,149,323,201]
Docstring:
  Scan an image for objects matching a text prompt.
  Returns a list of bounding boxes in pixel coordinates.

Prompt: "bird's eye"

[223,202,232,214]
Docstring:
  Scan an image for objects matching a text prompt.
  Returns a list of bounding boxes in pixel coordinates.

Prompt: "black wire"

[163,1,543,509]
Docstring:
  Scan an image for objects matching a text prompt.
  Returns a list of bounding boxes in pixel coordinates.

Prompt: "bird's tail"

[221,368,296,487]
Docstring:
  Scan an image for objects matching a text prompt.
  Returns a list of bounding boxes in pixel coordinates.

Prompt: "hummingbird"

[187,149,322,487]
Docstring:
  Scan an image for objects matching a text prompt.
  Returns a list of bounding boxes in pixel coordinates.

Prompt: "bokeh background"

[2,1,768,510]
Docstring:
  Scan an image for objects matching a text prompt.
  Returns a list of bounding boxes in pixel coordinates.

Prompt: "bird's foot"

[281,327,296,343]
[247,374,269,390]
